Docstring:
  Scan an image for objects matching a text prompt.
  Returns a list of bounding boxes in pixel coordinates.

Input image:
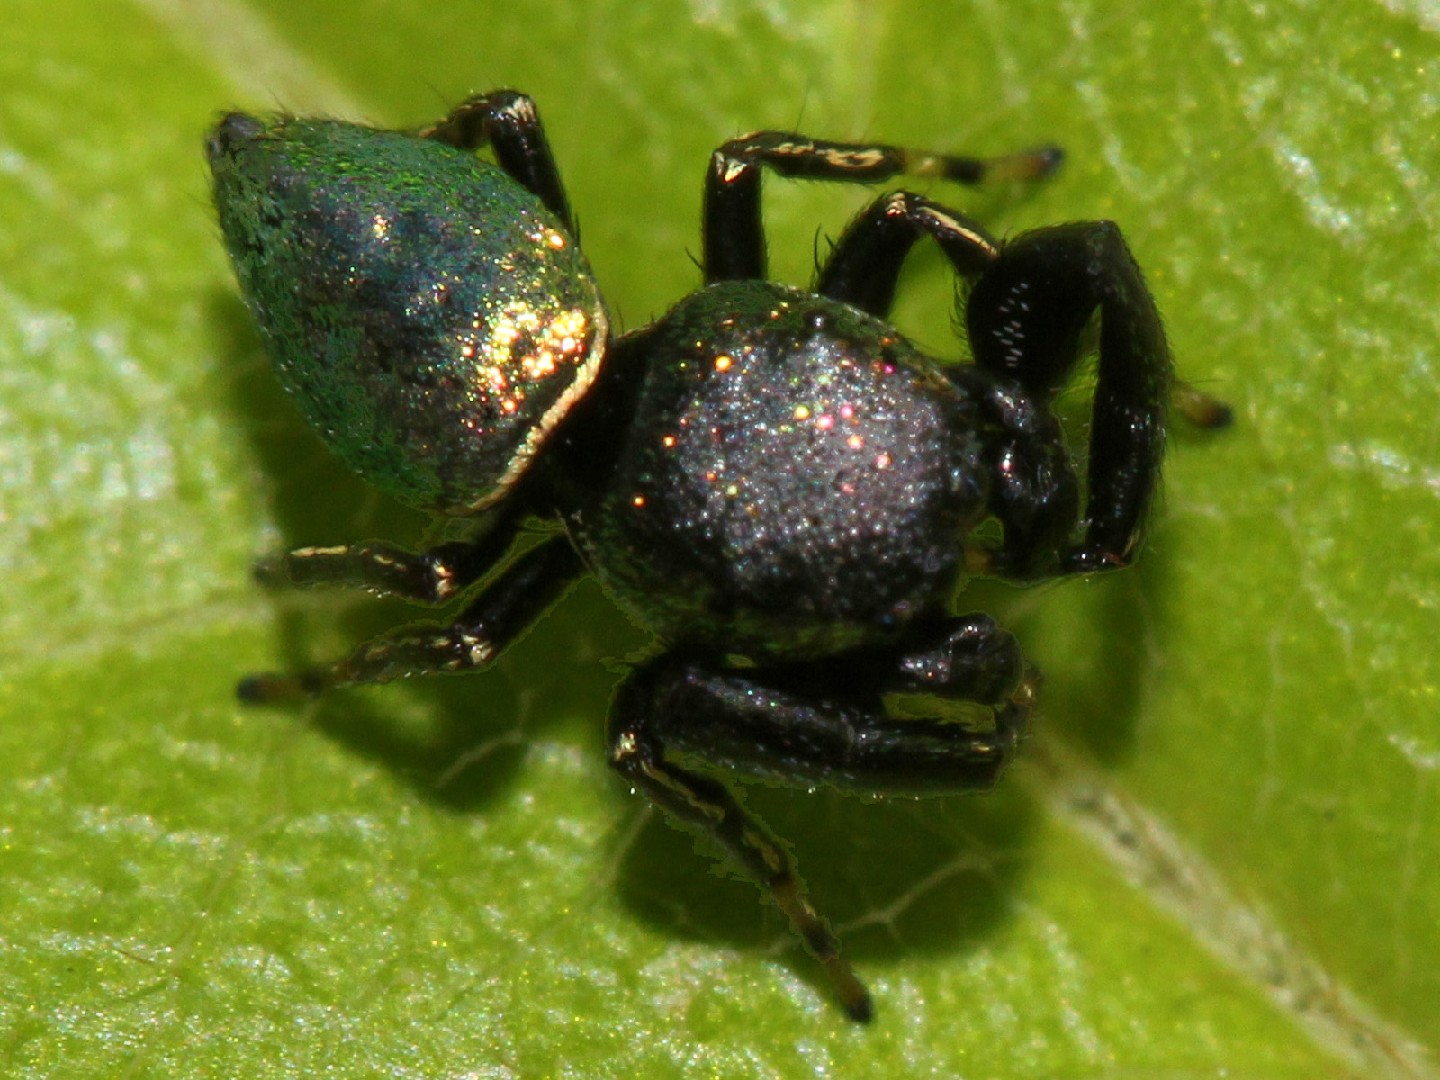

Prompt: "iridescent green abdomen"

[209,114,606,513]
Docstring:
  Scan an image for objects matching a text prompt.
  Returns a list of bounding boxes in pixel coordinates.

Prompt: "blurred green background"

[3,0,1438,1076]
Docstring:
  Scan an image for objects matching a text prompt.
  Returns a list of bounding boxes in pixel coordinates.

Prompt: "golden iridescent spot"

[794,404,811,420]
[661,435,677,448]
[370,213,390,239]
[460,304,595,417]
[714,354,733,372]
[523,351,558,379]
[548,307,590,345]
[631,494,646,508]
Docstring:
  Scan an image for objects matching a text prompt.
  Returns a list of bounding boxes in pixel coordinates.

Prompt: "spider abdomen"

[208,114,607,514]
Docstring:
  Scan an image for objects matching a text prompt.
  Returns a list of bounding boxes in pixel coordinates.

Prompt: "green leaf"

[4,0,1437,1075]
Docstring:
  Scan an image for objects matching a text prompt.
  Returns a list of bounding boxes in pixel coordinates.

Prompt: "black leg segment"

[257,504,530,605]
[239,535,583,701]
[419,89,576,234]
[817,191,1000,318]
[606,616,1036,1021]
[967,221,1173,573]
[704,130,1061,283]
[620,616,1031,796]
[610,661,875,1023]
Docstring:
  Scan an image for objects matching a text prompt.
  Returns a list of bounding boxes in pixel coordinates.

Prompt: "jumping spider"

[207,89,1226,1021]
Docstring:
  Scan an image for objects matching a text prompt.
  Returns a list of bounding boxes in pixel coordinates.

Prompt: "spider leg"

[967,221,1174,575]
[608,615,1035,1021]
[703,130,1060,283]
[419,89,575,234]
[816,191,1000,317]
[255,502,531,605]
[239,534,582,701]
